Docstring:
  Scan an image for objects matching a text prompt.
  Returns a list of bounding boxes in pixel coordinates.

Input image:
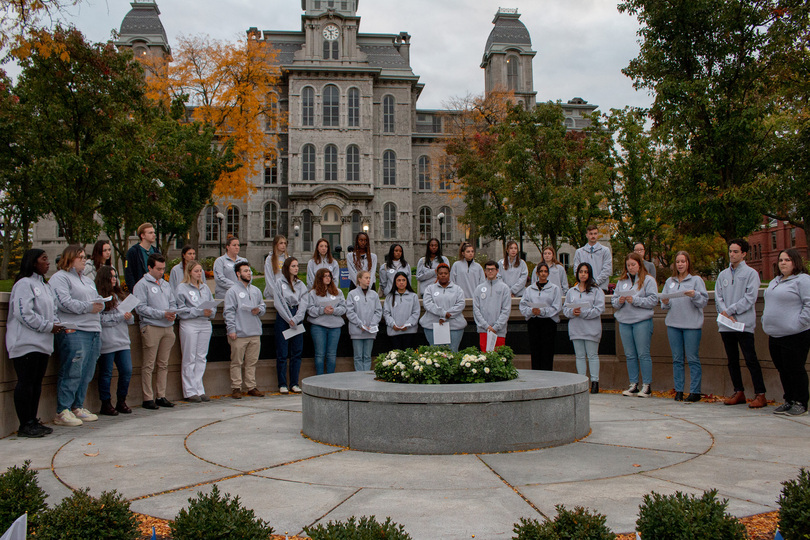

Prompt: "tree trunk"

[0,229,11,280]
[189,211,201,253]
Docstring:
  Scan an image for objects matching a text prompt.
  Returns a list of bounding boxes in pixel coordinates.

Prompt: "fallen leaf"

[632,463,641,467]
[83,451,99,457]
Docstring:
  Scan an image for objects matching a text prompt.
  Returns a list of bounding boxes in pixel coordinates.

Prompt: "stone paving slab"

[581,417,713,453]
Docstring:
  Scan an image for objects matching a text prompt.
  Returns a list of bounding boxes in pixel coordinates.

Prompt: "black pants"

[390,333,416,351]
[13,352,50,428]
[721,332,766,394]
[769,330,810,407]
[527,317,556,371]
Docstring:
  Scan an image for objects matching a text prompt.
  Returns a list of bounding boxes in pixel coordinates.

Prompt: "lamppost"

[216,211,225,256]
[437,212,445,250]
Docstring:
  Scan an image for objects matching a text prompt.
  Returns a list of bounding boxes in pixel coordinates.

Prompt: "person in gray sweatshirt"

[416,238,449,296]
[379,244,412,297]
[476,261,512,352]
[95,265,135,416]
[273,257,308,393]
[169,246,196,292]
[661,251,709,402]
[134,253,178,410]
[214,236,249,299]
[176,260,216,402]
[224,261,266,398]
[347,232,378,290]
[346,270,383,371]
[263,235,289,297]
[520,263,562,370]
[530,246,569,298]
[307,239,340,290]
[612,253,658,398]
[421,263,467,352]
[563,262,605,393]
[715,238,766,408]
[451,242,485,299]
[306,267,347,374]
[384,271,420,350]
[573,225,612,291]
[498,241,528,297]
[762,249,810,416]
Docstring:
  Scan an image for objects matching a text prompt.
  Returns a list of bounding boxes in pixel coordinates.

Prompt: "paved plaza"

[1,388,807,539]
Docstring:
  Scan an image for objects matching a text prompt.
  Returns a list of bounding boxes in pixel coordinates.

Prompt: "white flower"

[472,368,477,374]
[465,362,471,368]
[484,367,490,374]
[478,355,486,362]
[426,359,433,365]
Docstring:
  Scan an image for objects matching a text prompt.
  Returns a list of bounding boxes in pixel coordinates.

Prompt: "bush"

[304,515,411,540]
[513,506,614,540]
[374,345,518,384]
[37,488,138,540]
[200,256,217,271]
[635,490,746,540]
[171,484,273,540]
[0,461,47,534]
[778,468,810,540]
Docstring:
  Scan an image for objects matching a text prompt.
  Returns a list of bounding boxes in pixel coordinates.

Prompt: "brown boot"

[99,399,119,416]
[724,391,746,405]
[232,389,242,399]
[246,388,264,397]
[115,397,132,414]
[748,393,767,409]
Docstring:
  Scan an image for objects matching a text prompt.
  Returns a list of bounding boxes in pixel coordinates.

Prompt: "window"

[302,144,316,181]
[346,145,360,181]
[351,210,362,239]
[322,40,338,60]
[383,150,396,185]
[264,155,278,184]
[790,227,796,247]
[383,202,397,239]
[439,156,454,190]
[302,210,313,252]
[564,117,574,128]
[348,87,360,127]
[771,231,778,250]
[263,202,278,238]
[383,95,395,133]
[302,86,314,127]
[324,144,338,181]
[506,55,519,91]
[323,85,339,127]
[265,93,278,131]
[439,206,453,242]
[560,253,570,270]
[226,206,240,239]
[204,207,219,242]
[419,207,432,241]
[418,155,431,190]
[773,263,779,277]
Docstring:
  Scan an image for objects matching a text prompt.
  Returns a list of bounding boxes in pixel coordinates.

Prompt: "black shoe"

[774,401,793,415]
[685,393,702,402]
[155,397,175,408]
[590,381,599,394]
[17,422,45,438]
[35,419,53,434]
[142,400,159,410]
[200,394,210,402]
[674,392,684,401]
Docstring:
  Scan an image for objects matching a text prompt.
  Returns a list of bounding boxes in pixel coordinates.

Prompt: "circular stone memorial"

[301,370,590,454]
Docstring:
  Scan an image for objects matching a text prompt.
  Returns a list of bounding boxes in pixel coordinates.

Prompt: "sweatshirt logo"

[151,287,159,294]
[33,287,41,296]
[723,279,729,287]
[239,292,246,298]
[481,287,487,292]
[354,296,360,301]
[433,291,439,296]
[189,291,198,299]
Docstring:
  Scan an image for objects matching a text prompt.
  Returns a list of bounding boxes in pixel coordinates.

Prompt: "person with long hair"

[307,238,340,290]
[176,260,216,402]
[50,245,105,426]
[498,241,528,297]
[450,242,484,299]
[273,257,308,393]
[613,252,659,398]
[379,244,411,297]
[347,232,377,290]
[384,271,420,350]
[213,236,248,299]
[83,240,111,281]
[420,263,466,352]
[519,262,562,370]
[563,263,605,393]
[94,265,134,416]
[416,238,449,296]
[661,251,708,402]
[6,249,65,437]
[763,248,810,416]
[476,261,512,351]
[346,270,382,370]
[306,268,346,374]
[530,246,569,297]
[170,245,196,292]
[264,234,289,297]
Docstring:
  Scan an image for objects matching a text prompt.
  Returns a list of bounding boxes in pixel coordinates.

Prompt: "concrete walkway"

[1,390,807,539]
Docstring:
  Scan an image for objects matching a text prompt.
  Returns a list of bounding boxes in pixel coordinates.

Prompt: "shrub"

[200,256,217,271]
[171,484,273,540]
[37,488,138,540]
[778,468,810,540]
[635,489,746,540]
[512,506,614,540]
[0,461,47,534]
[374,345,518,384]
[455,346,519,383]
[304,515,411,540]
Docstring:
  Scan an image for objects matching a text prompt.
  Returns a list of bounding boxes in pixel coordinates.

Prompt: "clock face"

[323,24,340,41]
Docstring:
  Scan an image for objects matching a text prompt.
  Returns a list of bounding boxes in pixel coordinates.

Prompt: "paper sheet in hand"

[368,325,379,333]
[486,330,498,352]
[282,324,306,340]
[659,290,690,300]
[240,304,259,312]
[432,322,451,345]
[198,300,222,311]
[116,295,140,314]
[528,299,549,309]
[617,289,638,300]
[91,296,113,303]
[565,303,589,311]
[717,314,745,332]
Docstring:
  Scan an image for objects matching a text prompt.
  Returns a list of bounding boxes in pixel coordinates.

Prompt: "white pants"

[179,319,212,398]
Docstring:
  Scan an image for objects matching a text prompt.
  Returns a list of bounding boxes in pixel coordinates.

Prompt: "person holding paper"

[83,240,111,281]
[379,244,412,297]
[307,238,340,291]
[762,249,810,416]
[346,270,382,370]
[274,257,308,393]
[306,268,346,374]
[520,262,562,370]
[263,235,289,297]
[124,223,158,293]
[416,238,449,297]
[214,236,248,299]
[50,245,104,427]
[530,246,569,298]
[94,266,134,416]
[451,242,485,299]
[134,253,178,410]
[169,245,196,292]
[176,260,216,403]
[715,238,767,408]
[563,262,605,393]
[224,261,266,398]
[347,232,378,290]
[573,225,612,292]
[420,263,466,352]
[475,260,512,352]
[498,241,528,297]
[384,271,420,350]
[613,253,659,398]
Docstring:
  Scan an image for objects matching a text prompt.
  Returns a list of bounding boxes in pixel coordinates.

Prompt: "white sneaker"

[279,386,289,394]
[72,408,98,422]
[622,383,639,397]
[54,409,82,427]
[638,384,652,398]
[291,385,302,393]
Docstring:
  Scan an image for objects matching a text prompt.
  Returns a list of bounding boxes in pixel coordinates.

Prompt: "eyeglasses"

[77,255,87,260]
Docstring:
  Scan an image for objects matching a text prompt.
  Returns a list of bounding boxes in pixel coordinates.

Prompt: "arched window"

[204,207,219,242]
[418,155,431,190]
[564,117,574,128]
[263,202,278,238]
[226,206,240,239]
[419,207,432,241]
[348,87,360,127]
[302,210,313,252]
[383,95,395,133]
[439,206,453,242]
[324,144,338,181]
[346,144,360,181]
[383,202,397,239]
[302,86,314,127]
[382,150,396,185]
[506,55,519,91]
[302,144,316,181]
[323,85,339,127]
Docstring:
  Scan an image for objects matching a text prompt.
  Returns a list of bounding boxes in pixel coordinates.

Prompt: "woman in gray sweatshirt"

[176,261,217,401]
[306,268,347,374]
[563,263,605,394]
[384,271,420,351]
[346,270,383,371]
[450,242,485,299]
[520,263,562,371]
[273,257,309,393]
[498,241,528,297]
[421,263,467,352]
[95,265,135,416]
[416,238,449,296]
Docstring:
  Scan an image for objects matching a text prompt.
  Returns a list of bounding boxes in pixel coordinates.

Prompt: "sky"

[40,0,653,113]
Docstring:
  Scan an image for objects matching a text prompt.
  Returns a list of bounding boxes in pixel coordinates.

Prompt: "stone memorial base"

[301,370,590,454]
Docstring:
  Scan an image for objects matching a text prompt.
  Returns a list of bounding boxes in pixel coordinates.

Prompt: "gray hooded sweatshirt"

[176,282,217,322]
[715,261,760,333]
[134,273,178,329]
[273,277,308,326]
[379,261,412,297]
[420,282,467,331]
[306,289,347,328]
[563,286,605,342]
[224,280,266,337]
[416,256,449,295]
[519,282,562,324]
[450,260,485,299]
[660,274,709,330]
[100,305,134,355]
[50,268,102,333]
[762,273,810,338]
[213,254,249,299]
[498,258,529,297]
[346,287,383,338]
[473,279,512,336]
[7,275,58,358]
[384,291,420,335]
[611,274,658,324]
[573,243,612,291]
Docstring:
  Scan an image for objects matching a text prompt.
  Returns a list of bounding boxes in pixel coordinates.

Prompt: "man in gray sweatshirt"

[573,225,612,292]
[224,261,266,399]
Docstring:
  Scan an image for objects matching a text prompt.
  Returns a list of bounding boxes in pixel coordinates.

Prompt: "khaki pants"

[141,325,176,401]
[230,336,261,390]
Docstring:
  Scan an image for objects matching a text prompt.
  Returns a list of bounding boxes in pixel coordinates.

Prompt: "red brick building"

[747,217,809,280]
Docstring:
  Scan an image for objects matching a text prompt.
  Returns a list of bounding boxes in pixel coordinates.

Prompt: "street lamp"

[437,212,445,250]
[215,211,225,256]
[362,222,369,233]
[294,224,300,237]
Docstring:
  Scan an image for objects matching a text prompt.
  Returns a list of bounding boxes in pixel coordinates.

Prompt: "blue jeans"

[423,328,464,352]
[97,349,133,401]
[352,339,374,371]
[56,330,101,412]
[667,326,702,393]
[311,324,341,375]
[572,339,600,382]
[276,309,303,388]
[619,319,653,385]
